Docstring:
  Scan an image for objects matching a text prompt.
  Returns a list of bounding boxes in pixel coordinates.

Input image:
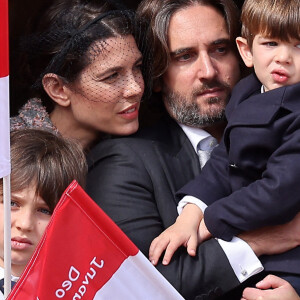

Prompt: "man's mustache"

[192,80,231,98]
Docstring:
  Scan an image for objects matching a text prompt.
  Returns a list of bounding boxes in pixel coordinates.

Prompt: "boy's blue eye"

[38,207,52,215]
[215,46,227,54]
[11,201,18,207]
[264,41,277,47]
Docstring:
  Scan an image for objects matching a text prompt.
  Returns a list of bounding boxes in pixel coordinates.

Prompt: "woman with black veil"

[11,0,149,151]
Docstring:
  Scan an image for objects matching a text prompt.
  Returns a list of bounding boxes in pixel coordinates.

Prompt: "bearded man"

[86,1,300,299]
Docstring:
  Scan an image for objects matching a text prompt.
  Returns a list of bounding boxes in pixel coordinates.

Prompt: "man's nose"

[196,52,217,80]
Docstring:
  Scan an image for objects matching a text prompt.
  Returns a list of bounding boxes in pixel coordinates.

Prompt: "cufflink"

[229,163,238,168]
[239,264,248,276]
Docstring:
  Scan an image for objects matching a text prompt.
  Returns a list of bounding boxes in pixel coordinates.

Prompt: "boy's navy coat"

[179,73,300,275]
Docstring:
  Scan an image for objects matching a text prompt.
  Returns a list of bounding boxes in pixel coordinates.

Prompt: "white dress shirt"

[179,124,263,283]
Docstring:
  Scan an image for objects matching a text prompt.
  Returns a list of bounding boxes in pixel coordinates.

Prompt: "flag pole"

[3,176,11,298]
[0,0,12,297]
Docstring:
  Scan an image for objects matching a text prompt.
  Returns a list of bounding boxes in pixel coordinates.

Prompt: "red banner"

[8,181,184,299]
[0,0,10,179]
[0,0,9,77]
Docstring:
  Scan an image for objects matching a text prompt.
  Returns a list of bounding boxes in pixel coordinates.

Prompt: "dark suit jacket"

[178,74,300,275]
[87,115,240,300]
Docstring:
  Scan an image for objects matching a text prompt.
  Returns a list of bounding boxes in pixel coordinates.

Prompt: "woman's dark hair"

[24,0,135,112]
[0,129,87,212]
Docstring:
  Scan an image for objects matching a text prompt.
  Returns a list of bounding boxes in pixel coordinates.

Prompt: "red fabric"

[8,181,138,299]
[0,0,9,77]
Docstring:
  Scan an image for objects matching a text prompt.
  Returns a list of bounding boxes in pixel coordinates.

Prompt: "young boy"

[0,129,87,297]
[149,0,300,292]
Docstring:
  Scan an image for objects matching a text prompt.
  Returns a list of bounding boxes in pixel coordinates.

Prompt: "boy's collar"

[0,266,19,282]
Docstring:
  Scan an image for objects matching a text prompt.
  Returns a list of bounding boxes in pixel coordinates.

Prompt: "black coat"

[87,115,240,300]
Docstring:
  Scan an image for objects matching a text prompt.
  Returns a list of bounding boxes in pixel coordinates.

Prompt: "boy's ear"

[236,37,254,68]
[42,73,71,107]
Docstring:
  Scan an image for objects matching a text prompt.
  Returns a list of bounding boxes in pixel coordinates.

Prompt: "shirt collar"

[0,266,19,282]
[179,123,211,153]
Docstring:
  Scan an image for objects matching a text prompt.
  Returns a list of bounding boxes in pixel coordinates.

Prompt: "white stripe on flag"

[0,75,10,178]
[94,251,184,300]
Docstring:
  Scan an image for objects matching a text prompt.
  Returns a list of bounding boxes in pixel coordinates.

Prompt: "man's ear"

[236,37,254,68]
[42,73,71,107]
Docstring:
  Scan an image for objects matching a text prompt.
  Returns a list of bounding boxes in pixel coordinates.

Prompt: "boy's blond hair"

[241,0,300,48]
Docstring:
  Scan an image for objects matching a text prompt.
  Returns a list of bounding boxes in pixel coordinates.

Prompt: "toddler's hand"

[198,218,212,243]
[149,204,203,265]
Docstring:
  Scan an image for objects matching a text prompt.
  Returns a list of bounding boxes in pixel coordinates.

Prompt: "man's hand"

[149,204,203,265]
[239,212,300,257]
[241,274,300,300]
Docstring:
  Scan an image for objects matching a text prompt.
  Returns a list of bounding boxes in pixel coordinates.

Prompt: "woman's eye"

[134,63,142,71]
[133,64,143,77]
[103,72,119,82]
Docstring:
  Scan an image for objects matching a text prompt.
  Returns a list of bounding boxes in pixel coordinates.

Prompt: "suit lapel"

[154,117,200,204]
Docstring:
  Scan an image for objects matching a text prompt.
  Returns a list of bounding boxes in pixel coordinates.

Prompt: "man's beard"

[163,82,230,128]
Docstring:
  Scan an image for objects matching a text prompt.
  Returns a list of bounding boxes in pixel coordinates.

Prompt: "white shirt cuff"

[177,196,207,215]
[217,237,264,283]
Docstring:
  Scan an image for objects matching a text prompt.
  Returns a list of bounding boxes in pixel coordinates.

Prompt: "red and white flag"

[8,181,184,300]
[0,0,11,178]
